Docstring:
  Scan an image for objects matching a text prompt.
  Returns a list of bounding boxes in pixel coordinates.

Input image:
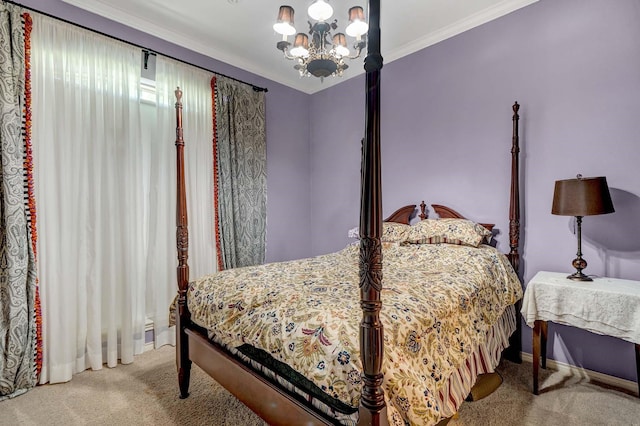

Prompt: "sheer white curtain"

[31,14,146,383]
[148,57,216,348]
[31,13,217,383]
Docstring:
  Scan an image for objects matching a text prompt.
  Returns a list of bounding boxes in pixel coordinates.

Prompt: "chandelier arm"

[344,49,364,60]
[343,44,365,60]
[280,48,299,61]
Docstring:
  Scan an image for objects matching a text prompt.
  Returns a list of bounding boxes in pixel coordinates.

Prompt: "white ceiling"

[61,0,537,94]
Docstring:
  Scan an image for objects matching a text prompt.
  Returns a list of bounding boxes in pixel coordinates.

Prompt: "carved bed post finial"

[419,201,427,220]
[175,87,192,398]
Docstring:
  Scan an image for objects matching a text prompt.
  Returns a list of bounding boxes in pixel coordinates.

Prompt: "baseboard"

[144,318,154,352]
[520,352,638,394]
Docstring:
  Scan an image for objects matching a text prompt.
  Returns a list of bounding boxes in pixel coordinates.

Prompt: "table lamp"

[551,175,615,281]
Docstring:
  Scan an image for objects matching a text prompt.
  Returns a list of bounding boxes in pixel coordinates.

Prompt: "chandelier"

[273,1,368,79]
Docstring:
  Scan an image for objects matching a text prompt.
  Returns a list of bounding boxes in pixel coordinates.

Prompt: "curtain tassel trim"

[21,12,43,379]
[211,76,224,271]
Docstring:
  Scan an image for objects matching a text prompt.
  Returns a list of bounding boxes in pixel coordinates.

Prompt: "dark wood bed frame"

[173,2,521,424]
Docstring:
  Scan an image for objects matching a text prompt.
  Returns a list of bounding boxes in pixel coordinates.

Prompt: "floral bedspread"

[187,242,522,425]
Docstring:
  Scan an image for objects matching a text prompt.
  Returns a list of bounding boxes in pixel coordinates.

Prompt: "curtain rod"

[6,0,268,93]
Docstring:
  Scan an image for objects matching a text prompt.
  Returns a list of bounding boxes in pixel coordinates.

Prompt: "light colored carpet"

[1,346,639,425]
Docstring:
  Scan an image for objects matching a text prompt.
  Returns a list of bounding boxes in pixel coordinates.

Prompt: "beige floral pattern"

[349,222,412,243]
[405,219,492,247]
[381,222,412,242]
[187,243,522,425]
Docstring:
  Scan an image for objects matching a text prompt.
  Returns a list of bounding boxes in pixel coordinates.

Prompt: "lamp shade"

[333,33,349,57]
[346,6,368,37]
[552,176,615,217]
[273,5,296,36]
[289,33,309,58]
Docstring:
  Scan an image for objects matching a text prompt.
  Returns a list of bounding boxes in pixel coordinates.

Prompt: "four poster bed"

[173,2,523,425]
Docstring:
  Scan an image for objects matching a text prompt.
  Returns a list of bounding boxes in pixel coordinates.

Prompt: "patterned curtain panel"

[212,76,267,269]
[0,4,40,400]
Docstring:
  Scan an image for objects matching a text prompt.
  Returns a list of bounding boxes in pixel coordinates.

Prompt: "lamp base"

[569,253,591,281]
[567,271,593,281]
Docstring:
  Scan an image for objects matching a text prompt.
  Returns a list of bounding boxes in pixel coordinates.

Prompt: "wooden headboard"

[383,204,416,224]
[383,202,495,233]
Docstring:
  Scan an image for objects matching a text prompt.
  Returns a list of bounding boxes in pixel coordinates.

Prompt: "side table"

[521,271,640,396]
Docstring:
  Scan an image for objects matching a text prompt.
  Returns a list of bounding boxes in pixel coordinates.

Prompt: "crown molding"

[385,0,539,64]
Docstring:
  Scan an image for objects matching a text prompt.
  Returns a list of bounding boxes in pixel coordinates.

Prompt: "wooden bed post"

[508,101,520,274]
[358,1,388,425]
[175,87,192,398]
[505,101,522,363]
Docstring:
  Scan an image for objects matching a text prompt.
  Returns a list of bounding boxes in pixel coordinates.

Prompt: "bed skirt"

[204,304,517,425]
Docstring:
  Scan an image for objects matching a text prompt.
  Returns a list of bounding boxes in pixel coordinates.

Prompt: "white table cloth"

[521,271,640,345]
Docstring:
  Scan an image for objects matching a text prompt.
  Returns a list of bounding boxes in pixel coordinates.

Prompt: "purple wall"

[18,0,313,264]
[310,0,640,382]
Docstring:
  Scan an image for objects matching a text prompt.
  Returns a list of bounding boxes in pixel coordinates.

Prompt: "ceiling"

[61,0,538,94]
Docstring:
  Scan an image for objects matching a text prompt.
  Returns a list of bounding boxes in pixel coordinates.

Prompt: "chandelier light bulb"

[335,45,350,57]
[345,20,368,38]
[290,46,310,58]
[273,22,296,36]
[307,0,333,22]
